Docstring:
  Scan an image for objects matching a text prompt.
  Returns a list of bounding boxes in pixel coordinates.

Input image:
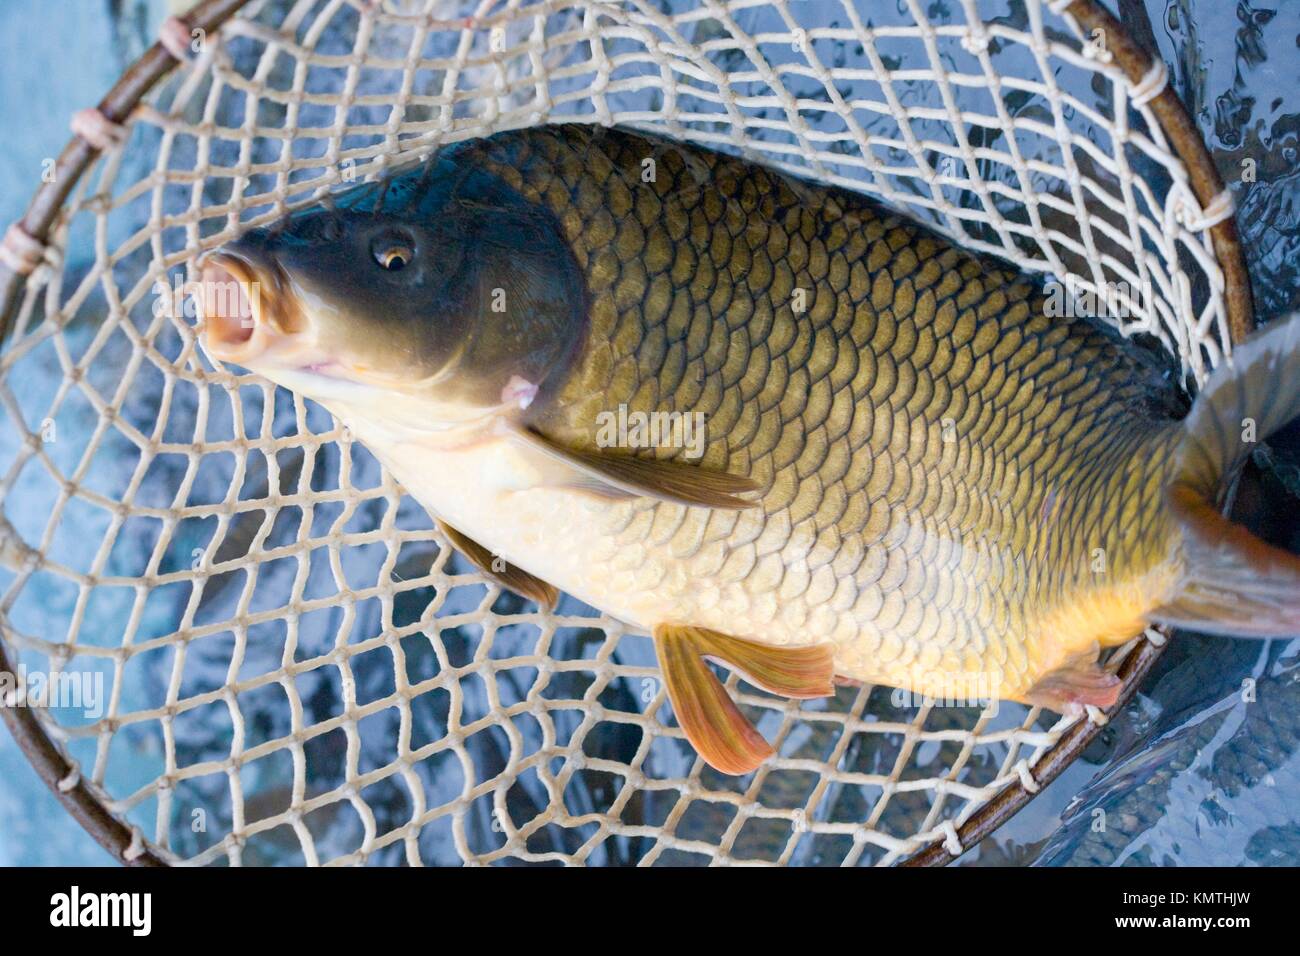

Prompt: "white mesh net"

[0,0,1233,865]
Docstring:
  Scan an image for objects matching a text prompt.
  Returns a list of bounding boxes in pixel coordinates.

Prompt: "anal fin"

[1023,654,1121,714]
[437,519,558,612]
[653,624,835,775]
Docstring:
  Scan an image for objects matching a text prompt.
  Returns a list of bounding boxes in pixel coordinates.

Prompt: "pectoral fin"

[1023,654,1121,713]
[653,624,835,775]
[509,424,760,509]
[436,519,558,612]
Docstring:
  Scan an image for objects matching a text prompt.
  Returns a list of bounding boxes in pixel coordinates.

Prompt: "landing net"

[0,0,1245,865]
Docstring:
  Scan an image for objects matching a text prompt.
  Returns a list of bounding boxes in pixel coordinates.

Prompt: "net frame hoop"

[0,0,1253,867]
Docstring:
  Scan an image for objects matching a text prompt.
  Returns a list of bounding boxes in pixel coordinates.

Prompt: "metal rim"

[0,0,1254,867]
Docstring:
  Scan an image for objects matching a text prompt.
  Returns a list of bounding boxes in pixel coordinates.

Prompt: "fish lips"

[194,241,306,366]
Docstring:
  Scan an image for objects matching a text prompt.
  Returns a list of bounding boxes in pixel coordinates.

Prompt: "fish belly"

[353,418,1038,704]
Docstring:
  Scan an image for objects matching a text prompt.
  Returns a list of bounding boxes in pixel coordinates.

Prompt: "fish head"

[196,159,584,432]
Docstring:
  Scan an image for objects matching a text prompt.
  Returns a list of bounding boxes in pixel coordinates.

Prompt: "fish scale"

[453,124,1184,700]
[202,123,1300,772]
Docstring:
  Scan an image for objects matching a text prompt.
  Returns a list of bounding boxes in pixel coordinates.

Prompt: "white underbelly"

[335,410,844,642]
[328,406,1021,700]
[351,419,655,626]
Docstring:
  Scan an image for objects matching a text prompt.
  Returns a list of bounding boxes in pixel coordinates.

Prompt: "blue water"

[0,0,1297,866]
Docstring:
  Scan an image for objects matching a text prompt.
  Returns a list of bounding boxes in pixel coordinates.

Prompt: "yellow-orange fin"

[653,624,835,775]
[437,519,558,612]
[1152,311,1300,637]
[1023,659,1121,714]
[510,424,760,510]
[1152,483,1300,636]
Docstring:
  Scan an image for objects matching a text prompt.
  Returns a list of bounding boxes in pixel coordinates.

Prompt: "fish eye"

[372,235,415,272]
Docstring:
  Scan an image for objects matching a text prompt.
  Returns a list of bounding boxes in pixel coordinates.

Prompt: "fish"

[194,123,1300,776]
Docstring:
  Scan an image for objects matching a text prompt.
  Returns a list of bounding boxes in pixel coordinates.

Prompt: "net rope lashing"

[0,224,46,276]
[159,16,197,61]
[0,0,1235,865]
[69,109,129,153]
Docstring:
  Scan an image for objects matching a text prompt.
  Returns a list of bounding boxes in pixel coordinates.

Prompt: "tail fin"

[1151,312,1300,637]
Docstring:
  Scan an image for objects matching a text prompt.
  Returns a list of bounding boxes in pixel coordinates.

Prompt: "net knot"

[939,820,963,857]
[1144,628,1168,648]
[57,768,81,793]
[960,29,990,56]
[0,222,46,276]
[1081,36,1112,64]
[1175,186,1235,231]
[122,826,148,862]
[159,16,195,60]
[1084,704,1109,725]
[1012,760,1041,794]
[1129,59,1169,107]
[70,108,128,152]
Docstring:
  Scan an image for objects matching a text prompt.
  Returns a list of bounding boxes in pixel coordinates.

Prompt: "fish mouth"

[195,247,305,366]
